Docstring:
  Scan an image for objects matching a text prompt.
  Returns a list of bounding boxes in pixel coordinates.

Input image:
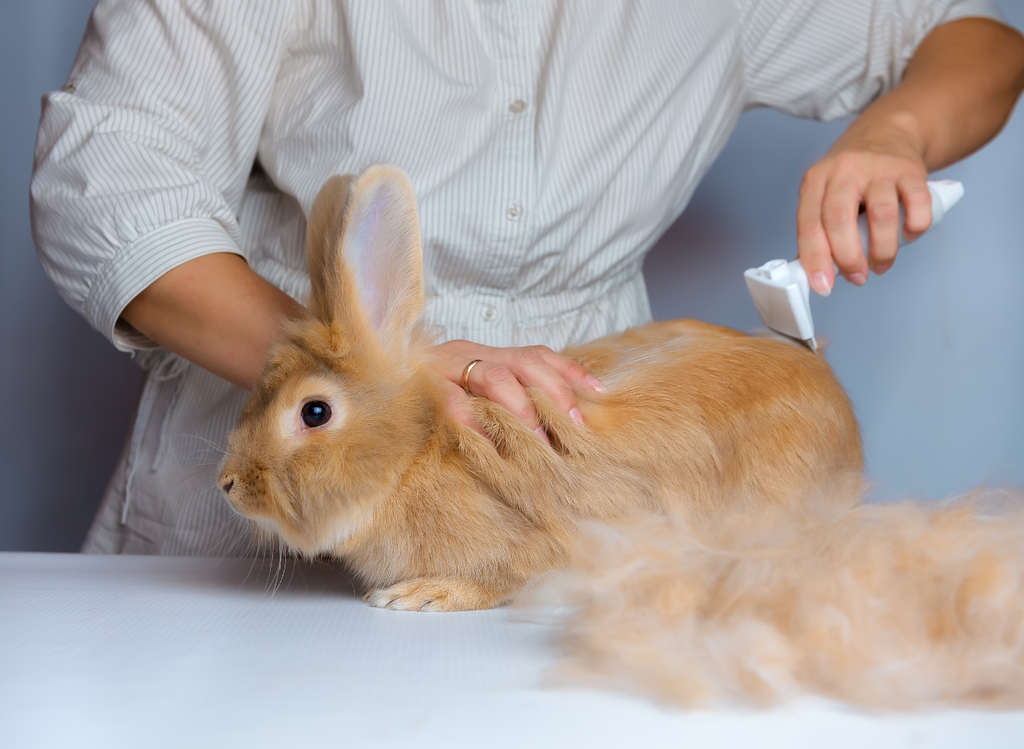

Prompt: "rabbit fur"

[219,165,863,613]
[549,488,1024,708]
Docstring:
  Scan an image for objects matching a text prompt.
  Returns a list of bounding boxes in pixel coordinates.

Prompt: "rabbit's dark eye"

[301,401,332,428]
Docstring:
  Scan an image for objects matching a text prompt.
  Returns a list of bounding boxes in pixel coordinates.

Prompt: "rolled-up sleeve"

[736,0,1006,121]
[31,0,295,351]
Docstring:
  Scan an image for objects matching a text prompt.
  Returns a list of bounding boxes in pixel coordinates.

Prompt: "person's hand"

[796,17,1024,298]
[796,123,932,297]
[428,339,604,443]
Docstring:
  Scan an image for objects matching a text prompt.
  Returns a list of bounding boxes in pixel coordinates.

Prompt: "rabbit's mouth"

[221,480,305,551]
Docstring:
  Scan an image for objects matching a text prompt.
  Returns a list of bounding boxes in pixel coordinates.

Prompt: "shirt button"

[508,99,526,114]
[481,305,499,322]
[506,202,523,221]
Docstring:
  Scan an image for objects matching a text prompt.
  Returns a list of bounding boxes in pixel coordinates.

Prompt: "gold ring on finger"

[461,359,483,395]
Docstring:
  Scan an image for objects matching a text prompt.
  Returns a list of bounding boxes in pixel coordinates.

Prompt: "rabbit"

[218,165,863,613]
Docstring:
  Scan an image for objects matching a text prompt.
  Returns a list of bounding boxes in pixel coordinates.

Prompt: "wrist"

[828,107,927,163]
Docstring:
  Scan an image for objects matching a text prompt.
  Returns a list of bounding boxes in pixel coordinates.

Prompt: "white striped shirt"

[31,0,1002,555]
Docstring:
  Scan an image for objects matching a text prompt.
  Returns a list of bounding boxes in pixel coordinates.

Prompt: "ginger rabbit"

[219,166,862,612]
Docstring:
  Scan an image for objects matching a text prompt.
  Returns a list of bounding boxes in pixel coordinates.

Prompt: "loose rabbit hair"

[548,488,1024,708]
[219,165,862,613]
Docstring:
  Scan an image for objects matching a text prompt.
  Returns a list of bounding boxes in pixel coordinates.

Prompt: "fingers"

[509,345,599,420]
[464,357,550,442]
[466,346,598,436]
[862,180,900,275]
[897,175,933,244]
[440,380,491,441]
[796,170,836,296]
[819,171,869,286]
[866,173,931,274]
[797,145,929,290]
[431,340,603,441]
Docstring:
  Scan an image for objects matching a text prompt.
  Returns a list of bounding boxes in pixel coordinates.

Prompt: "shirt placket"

[475,0,538,335]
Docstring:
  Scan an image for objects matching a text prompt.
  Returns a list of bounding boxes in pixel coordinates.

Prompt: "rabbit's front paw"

[363,578,502,612]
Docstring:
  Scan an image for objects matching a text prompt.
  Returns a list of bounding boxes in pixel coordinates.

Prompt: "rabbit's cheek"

[296,488,374,552]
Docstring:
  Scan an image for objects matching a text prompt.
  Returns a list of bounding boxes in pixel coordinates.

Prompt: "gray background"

[3,1,1022,552]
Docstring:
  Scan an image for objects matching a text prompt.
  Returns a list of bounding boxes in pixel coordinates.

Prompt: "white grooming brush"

[744,180,964,352]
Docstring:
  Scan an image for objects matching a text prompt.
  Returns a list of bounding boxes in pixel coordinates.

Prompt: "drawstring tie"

[121,353,187,524]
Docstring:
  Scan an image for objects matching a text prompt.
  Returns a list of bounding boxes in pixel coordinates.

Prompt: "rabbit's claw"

[363,578,492,612]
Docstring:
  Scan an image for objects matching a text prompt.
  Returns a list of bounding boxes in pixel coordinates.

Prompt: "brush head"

[744,259,816,352]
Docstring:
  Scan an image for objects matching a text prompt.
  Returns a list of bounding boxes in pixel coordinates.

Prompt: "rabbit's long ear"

[306,167,424,351]
[306,174,355,324]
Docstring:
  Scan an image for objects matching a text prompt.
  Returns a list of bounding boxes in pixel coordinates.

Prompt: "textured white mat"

[2,552,1023,748]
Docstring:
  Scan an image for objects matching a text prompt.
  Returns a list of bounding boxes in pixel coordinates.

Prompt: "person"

[31,0,1024,555]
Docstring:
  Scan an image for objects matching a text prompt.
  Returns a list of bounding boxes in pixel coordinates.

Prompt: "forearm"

[832,17,1024,170]
[121,253,306,390]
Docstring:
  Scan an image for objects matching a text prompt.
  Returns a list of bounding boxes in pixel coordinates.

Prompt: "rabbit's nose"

[221,478,235,495]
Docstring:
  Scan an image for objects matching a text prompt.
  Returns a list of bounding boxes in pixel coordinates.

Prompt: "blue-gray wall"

[2,0,142,552]
[3,1,1022,551]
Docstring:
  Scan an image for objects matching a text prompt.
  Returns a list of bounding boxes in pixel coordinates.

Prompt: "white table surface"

[2,552,1023,749]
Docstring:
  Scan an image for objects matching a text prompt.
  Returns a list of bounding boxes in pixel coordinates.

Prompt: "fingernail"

[535,426,550,444]
[586,375,605,392]
[812,272,832,297]
[848,272,867,286]
[874,262,892,275]
[569,407,584,426]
